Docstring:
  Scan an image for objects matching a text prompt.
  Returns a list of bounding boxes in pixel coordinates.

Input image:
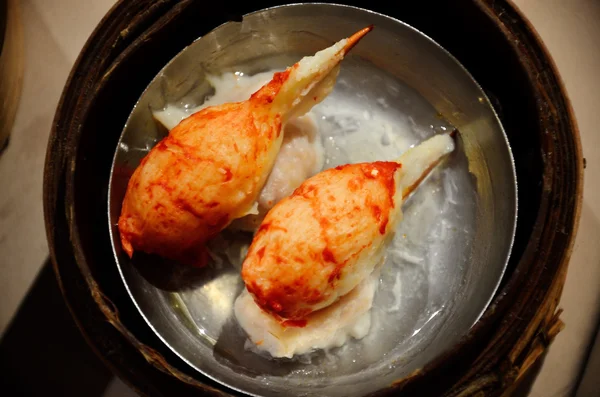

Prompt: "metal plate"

[108,4,516,397]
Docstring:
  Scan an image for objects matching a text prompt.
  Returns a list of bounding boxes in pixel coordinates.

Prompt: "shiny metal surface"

[108,4,517,397]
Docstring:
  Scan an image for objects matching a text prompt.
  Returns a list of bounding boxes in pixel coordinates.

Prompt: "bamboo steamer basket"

[43,1,583,396]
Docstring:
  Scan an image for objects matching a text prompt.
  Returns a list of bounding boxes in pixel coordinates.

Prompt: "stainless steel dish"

[108,4,516,397]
